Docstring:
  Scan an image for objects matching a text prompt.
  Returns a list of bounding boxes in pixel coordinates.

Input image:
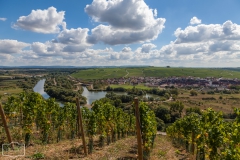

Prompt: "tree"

[190,90,198,96]
[154,105,171,123]
[170,101,184,122]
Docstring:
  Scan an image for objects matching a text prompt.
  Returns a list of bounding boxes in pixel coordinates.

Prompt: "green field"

[0,79,23,102]
[110,84,153,90]
[71,67,240,80]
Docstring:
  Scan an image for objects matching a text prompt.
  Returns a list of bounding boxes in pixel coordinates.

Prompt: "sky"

[1,0,240,67]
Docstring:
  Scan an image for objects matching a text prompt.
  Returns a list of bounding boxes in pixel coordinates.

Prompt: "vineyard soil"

[1,135,185,160]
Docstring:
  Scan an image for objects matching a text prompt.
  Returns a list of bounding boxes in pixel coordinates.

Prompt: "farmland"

[71,67,240,80]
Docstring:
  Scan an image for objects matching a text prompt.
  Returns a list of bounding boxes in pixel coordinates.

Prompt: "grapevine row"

[1,92,157,159]
[167,108,240,159]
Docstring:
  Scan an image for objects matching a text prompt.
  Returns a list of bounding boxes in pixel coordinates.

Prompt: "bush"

[154,105,171,123]
[190,90,198,96]
[186,107,202,115]
[156,117,165,131]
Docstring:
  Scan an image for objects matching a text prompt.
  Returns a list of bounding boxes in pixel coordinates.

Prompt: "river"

[33,79,64,107]
[82,87,107,105]
[33,79,50,99]
[33,79,159,105]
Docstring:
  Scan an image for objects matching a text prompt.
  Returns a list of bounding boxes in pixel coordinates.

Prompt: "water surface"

[33,79,50,99]
[33,79,64,107]
[82,87,107,105]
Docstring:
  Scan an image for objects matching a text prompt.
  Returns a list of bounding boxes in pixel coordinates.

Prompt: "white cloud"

[153,9,157,17]
[53,28,92,52]
[85,0,165,45]
[0,54,13,60]
[31,41,63,56]
[174,20,240,44]
[13,7,65,34]
[122,47,132,52]
[190,16,201,25]
[0,18,7,21]
[141,43,156,53]
[109,51,133,61]
[57,28,89,44]
[62,45,88,52]
[149,19,240,67]
[0,40,29,54]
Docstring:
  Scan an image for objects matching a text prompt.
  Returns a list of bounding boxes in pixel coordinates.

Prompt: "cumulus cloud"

[52,28,91,52]
[31,41,63,56]
[109,51,133,61]
[85,0,165,45]
[0,54,13,60]
[13,7,65,34]
[0,18,7,21]
[174,20,240,44]
[62,45,88,52]
[122,47,132,52]
[57,28,89,44]
[0,40,29,54]
[141,43,156,53]
[190,16,201,25]
[151,19,240,67]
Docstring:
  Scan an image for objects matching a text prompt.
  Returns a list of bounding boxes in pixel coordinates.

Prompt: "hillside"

[71,67,240,80]
[3,135,185,160]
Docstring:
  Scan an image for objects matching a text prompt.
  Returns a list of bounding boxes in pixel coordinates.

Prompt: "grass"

[110,83,153,90]
[72,68,128,80]
[0,88,23,95]
[176,89,240,114]
[71,67,240,80]
[0,79,24,102]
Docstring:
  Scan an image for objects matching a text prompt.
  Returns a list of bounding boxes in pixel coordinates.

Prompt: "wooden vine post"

[76,98,88,156]
[0,104,14,149]
[76,103,81,139]
[134,97,143,160]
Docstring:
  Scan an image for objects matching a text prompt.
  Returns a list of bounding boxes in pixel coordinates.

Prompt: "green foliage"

[154,105,171,123]
[31,152,45,159]
[167,108,240,159]
[139,102,157,158]
[190,90,198,96]
[127,87,146,96]
[169,101,184,122]
[2,92,156,157]
[44,75,86,104]
[186,107,202,115]
[156,117,165,131]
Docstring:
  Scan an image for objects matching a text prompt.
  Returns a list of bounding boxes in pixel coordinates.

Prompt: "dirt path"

[123,70,129,78]
[4,135,183,160]
[53,78,57,86]
[157,131,167,136]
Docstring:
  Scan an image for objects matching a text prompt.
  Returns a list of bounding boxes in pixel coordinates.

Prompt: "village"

[104,76,240,90]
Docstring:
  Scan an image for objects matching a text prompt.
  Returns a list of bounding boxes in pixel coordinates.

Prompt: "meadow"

[71,67,240,80]
[110,83,152,90]
[176,89,240,114]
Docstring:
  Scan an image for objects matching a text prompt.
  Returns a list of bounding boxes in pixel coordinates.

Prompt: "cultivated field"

[71,67,240,80]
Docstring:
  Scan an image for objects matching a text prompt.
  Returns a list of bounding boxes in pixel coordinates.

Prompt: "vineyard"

[0,92,157,159]
[167,108,240,159]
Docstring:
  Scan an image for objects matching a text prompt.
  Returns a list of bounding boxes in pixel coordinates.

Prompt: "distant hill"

[71,67,240,80]
[0,65,150,69]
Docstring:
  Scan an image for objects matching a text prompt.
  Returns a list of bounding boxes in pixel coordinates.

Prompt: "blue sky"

[1,0,240,67]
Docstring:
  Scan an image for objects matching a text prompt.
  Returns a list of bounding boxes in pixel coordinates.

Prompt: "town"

[104,76,240,90]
